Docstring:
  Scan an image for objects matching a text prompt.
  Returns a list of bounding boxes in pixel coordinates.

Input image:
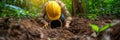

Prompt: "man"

[38,0,72,28]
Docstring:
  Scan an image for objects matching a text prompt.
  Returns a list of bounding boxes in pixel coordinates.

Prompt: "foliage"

[1,0,119,19]
[89,23,99,32]
[87,14,98,20]
[99,23,113,32]
[62,0,72,13]
[111,0,120,18]
[89,23,113,33]
[0,0,48,18]
[87,0,120,20]
[2,4,28,18]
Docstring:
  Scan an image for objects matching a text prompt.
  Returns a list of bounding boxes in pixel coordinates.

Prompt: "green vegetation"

[0,0,120,20]
[62,0,72,13]
[1,4,29,18]
[87,0,120,20]
[0,0,48,18]
[89,23,113,33]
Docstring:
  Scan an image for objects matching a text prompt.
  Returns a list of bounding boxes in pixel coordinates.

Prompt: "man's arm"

[38,2,49,24]
[57,1,72,28]
[57,1,72,22]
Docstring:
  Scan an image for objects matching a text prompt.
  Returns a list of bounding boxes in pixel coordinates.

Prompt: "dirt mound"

[0,17,119,40]
[0,18,74,40]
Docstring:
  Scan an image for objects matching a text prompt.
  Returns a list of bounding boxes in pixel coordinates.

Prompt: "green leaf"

[89,23,99,33]
[100,23,112,32]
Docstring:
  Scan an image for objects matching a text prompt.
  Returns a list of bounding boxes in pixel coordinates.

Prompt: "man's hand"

[65,21,71,28]
[43,21,49,28]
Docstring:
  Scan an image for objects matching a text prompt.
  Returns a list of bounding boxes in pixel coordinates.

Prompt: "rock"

[91,32,97,37]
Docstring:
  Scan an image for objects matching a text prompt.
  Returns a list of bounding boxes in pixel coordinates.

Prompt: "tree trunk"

[72,0,84,16]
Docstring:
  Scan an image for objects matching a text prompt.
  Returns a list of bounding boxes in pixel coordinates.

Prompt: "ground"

[0,16,120,40]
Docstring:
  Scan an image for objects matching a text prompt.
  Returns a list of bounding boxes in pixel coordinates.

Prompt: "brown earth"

[0,17,119,40]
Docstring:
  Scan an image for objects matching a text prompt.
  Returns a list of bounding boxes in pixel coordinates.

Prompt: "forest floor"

[0,16,120,40]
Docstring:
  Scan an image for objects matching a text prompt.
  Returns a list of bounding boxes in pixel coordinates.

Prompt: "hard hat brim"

[47,13,61,20]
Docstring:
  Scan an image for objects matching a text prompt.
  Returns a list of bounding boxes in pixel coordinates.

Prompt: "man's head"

[46,1,61,20]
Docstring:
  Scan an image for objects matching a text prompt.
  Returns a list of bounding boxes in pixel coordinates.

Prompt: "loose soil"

[0,17,119,40]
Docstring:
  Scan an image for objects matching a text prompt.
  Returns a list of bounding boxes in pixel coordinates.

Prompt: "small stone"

[91,32,97,37]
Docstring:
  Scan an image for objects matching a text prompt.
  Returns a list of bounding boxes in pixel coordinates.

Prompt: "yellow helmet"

[46,1,61,20]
